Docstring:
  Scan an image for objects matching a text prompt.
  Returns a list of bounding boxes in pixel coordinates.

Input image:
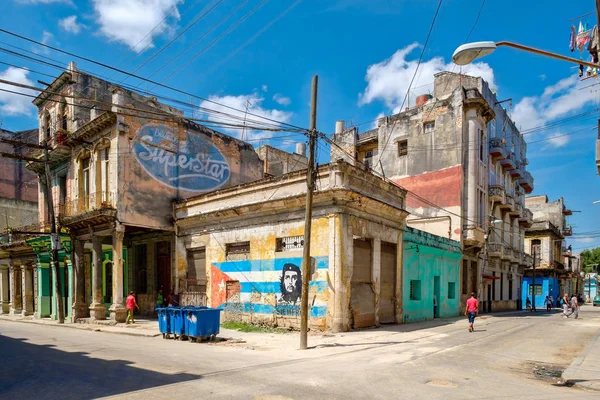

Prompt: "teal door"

[434,276,440,318]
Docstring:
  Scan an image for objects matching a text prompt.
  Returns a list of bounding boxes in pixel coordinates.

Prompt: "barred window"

[424,121,435,134]
[410,280,421,300]
[398,140,408,157]
[226,241,250,261]
[276,236,304,252]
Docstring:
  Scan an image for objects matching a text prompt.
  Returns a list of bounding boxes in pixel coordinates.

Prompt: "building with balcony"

[9,62,287,322]
[0,127,39,317]
[523,195,574,309]
[331,71,534,313]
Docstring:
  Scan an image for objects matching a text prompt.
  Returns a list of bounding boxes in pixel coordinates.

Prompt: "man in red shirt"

[126,291,139,324]
[465,292,479,332]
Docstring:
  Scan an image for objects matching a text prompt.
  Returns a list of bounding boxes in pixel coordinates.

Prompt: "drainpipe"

[406,216,452,239]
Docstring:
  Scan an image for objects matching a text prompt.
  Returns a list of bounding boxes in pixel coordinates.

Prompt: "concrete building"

[174,161,409,331]
[331,71,534,313]
[523,195,574,309]
[8,62,277,322]
[402,226,462,323]
[0,127,39,316]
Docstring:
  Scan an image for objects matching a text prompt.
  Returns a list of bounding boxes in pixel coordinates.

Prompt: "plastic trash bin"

[167,307,185,339]
[184,307,222,343]
[156,307,170,339]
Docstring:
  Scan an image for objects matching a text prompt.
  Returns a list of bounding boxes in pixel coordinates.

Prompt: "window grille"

[276,236,304,252]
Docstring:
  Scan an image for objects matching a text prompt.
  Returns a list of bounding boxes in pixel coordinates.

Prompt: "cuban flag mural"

[210,257,329,318]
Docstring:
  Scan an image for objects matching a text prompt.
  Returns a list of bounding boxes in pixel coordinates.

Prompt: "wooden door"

[379,242,397,323]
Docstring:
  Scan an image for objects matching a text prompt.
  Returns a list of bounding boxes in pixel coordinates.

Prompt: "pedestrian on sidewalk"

[433,294,438,318]
[167,289,179,307]
[544,295,553,312]
[157,289,164,308]
[562,293,570,318]
[526,297,532,312]
[555,295,561,309]
[464,292,478,332]
[126,291,140,324]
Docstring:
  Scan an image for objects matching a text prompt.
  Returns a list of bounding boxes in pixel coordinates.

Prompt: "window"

[397,140,408,157]
[102,147,110,203]
[58,175,67,206]
[226,241,250,261]
[462,260,468,295]
[409,280,421,300]
[531,239,541,261]
[43,111,51,140]
[276,236,304,252]
[61,108,68,130]
[424,121,435,134]
[81,157,90,209]
[187,248,207,292]
[529,284,542,296]
[479,129,485,161]
[448,282,456,299]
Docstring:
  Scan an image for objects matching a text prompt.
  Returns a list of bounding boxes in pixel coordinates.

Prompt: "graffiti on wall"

[210,257,328,318]
[133,124,231,192]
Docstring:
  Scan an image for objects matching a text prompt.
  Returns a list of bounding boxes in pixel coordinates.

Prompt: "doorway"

[350,238,375,329]
[157,241,171,292]
[486,284,492,313]
[379,242,397,324]
[433,276,440,318]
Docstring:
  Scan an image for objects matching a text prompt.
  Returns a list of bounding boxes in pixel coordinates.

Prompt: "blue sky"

[0,0,599,251]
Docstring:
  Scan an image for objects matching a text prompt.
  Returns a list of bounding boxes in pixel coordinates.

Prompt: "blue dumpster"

[156,307,170,339]
[167,307,187,339]
[184,307,222,342]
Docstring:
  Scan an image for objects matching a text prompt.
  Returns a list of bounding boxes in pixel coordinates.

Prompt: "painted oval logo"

[133,124,231,192]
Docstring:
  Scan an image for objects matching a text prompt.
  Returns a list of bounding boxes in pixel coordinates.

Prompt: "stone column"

[21,264,34,316]
[372,238,381,327]
[8,261,20,315]
[89,235,106,320]
[466,113,479,225]
[72,239,88,321]
[109,226,126,322]
[0,265,9,314]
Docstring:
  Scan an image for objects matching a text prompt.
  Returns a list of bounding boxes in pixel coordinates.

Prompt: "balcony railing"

[519,171,534,193]
[60,191,117,217]
[502,246,512,260]
[489,185,506,203]
[563,226,573,237]
[489,138,507,158]
[488,242,504,258]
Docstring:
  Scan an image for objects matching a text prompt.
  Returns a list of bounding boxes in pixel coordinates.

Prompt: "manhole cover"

[426,379,458,388]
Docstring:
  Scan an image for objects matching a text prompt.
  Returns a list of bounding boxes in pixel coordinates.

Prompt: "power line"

[464,0,486,42]
[0,27,304,131]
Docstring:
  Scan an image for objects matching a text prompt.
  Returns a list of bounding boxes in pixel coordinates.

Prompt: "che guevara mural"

[133,124,231,193]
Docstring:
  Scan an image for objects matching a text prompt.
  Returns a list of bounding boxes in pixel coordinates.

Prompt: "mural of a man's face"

[283,270,298,294]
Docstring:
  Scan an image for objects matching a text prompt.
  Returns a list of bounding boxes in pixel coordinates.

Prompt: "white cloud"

[261,85,268,92]
[545,133,570,148]
[198,93,293,140]
[539,74,546,81]
[273,93,291,106]
[59,15,85,34]
[358,43,496,113]
[512,75,597,147]
[92,0,182,52]
[17,0,73,4]
[30,31,54,55]
[0,67,36,116]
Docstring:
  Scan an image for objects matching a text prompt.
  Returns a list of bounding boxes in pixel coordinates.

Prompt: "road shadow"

[0,335,200,399]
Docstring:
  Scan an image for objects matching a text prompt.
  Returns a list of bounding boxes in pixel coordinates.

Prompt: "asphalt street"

[1,307,600,399]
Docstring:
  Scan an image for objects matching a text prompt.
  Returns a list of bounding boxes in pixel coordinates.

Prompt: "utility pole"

[300,75,318,350]
[0,137,64,323]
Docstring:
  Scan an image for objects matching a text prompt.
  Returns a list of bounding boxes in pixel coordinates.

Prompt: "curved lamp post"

[452,41,600,70]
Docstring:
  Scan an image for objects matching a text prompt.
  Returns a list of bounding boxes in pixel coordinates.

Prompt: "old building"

[16,62,269,322]
[331,71,534,313]
[175,160,409,331]
[0,127,39,316]
[255,144,308,177]
[523,195,574,308]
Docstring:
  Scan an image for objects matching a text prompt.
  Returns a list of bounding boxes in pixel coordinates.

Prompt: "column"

[109,226,126,322]
[467,114,478,225]
[21,263,33,316]
[89,235,106,320]
[72,239,88,321]
[8,261,21,315]
[0,265,9,314]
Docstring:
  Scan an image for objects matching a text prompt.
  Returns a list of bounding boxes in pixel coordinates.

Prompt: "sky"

[0,0,599,252]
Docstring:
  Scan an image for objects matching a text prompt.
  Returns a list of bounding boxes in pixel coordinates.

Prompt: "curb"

[0,316,161,338]
[562,329,600,391]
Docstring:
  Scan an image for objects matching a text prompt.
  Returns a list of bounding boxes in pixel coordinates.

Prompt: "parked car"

[593,296,600,307]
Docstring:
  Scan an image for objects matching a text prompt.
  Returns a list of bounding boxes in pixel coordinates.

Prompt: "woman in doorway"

[525,297,532,312]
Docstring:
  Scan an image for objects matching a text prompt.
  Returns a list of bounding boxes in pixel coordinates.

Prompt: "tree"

[581,247,600,273]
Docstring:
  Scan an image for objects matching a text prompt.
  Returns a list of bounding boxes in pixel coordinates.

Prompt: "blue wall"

[522,277,559,309]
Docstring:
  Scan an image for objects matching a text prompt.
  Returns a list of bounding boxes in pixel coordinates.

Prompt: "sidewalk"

[562,327,600,391]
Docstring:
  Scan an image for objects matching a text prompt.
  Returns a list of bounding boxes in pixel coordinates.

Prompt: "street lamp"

[452,41,600,70]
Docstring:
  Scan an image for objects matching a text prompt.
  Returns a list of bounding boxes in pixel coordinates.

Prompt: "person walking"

[126,291,140,324]
[562,293,570,318]
[569,294,580,319]
[525,297,532,312]
[544,295,553,312]
[464,292,479,332]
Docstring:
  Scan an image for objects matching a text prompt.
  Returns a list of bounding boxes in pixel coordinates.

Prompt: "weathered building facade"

[13,62,268,322]
[523,195,574,308]
[175,161,409,331]
[0,127,39,316]
[332,71,534,313]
